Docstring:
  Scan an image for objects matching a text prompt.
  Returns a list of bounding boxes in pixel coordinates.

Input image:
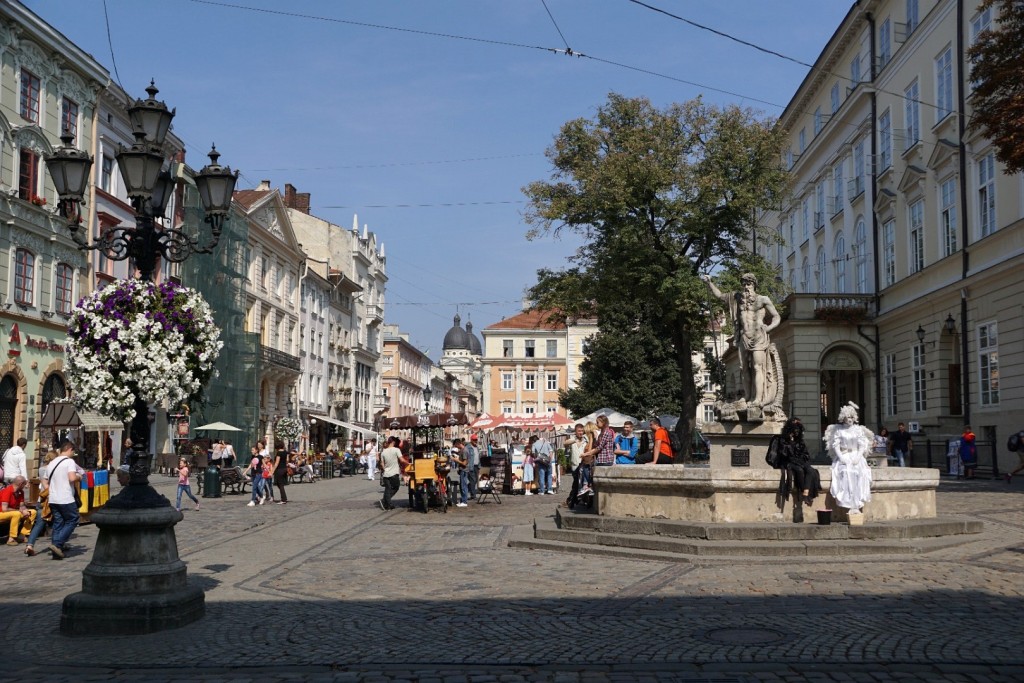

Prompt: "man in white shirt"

[378,437,403,510]
[45,440,82,560]
[2,437,28,483]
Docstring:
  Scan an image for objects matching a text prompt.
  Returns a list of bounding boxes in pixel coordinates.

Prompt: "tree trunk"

[672,326,698,461]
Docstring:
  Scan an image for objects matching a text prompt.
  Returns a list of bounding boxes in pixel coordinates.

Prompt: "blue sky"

[27,0,851,357]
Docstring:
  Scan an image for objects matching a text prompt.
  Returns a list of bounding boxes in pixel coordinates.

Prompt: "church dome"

[465,321,482,356]
[442,314,470,351]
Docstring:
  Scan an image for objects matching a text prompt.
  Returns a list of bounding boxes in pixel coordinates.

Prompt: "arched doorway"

[819,348,865,428]
[0,374,17,452]
[41,373,67,416]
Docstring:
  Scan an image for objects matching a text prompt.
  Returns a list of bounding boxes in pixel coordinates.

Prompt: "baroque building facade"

[757,0,1022,458]
[0,2,103,463]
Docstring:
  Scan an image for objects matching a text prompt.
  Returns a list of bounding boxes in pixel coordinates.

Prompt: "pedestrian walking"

[959,425,978,479]
[247,447,263,506]
[889,422,913,467]
[273,440,289,504]
[45,440,82,560]
[378,437,402,510]
[175,458,200,511]
[365,439,379,481]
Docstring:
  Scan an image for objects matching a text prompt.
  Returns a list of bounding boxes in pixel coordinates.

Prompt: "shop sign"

[7,323,20,357]
[6,323,64,355]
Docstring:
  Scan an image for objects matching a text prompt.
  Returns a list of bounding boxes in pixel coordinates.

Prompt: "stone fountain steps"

[507,509,983,562]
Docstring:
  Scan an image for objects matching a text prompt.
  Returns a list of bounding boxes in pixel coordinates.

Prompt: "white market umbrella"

[195,421,243,432]
[575,408,638,428]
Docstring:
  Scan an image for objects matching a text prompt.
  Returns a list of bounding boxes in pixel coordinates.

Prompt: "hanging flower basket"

[275,416,302,441]
[65,279,223,422]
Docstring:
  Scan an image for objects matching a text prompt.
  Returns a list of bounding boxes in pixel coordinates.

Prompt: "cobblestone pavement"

[3,471,1023,682]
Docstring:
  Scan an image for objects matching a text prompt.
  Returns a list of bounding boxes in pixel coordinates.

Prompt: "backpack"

[765,435,782,469]
[1008,431,1023,453]
[667,430,684,458]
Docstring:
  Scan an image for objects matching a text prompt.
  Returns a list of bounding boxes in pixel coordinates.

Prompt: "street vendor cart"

[384,411,468,513]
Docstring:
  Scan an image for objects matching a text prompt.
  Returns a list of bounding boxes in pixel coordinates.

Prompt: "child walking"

[176,458,200,511]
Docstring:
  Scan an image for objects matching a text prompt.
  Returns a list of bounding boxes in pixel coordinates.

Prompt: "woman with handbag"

[272,440,289,504]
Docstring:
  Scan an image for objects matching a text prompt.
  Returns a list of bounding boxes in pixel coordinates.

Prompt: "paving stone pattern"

[3,472,1023,682]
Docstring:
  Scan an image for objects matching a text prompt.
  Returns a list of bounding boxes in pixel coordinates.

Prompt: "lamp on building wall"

[286,396,294,417]
[916,325,935,348]
[944,313,957,335]
[42,81,240,637]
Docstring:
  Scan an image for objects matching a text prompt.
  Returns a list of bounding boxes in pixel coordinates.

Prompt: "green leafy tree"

[524,94,787,454]
[968,0,1024,174]
[558,309,683,419]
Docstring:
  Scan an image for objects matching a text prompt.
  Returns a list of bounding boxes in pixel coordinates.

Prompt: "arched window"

[801,257,810,292]
[854,218,868,293]
[55,263,74,314]
[41,374,67,415]
[816,246,827,291]
[14,248,34,305]
[834,232,847,293]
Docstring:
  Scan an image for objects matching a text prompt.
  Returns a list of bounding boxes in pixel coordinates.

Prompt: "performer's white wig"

[837,401,860,424]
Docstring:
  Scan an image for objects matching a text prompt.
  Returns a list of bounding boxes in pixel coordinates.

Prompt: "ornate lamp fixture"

[45,81,238,282]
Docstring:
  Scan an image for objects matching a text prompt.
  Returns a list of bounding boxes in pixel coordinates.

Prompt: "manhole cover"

[704,627,784,645]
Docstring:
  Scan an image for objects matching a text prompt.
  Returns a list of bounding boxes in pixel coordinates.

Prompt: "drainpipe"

[866,12,882,430]
[955,0,971,423]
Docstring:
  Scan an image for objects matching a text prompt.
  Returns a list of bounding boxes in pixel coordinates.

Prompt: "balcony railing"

[783,293,876,323]
[259,344,301,372]
[365,303,384,324]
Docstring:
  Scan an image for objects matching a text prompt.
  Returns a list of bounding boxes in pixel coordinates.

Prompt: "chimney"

[257,179,272,191]
[284,183,311,214]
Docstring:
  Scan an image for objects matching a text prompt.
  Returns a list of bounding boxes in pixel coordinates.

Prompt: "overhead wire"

[249,153,542,173]
[102,0,124,90]
[540,0,572,52]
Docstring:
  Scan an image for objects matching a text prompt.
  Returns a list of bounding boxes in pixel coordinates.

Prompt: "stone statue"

[823,402,873,515]
[702,273,786,422]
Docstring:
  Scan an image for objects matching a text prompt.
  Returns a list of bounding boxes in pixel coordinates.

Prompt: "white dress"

[825,423,873,512]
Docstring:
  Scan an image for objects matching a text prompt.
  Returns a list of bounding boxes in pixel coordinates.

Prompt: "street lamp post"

[44,82,237,636]
[423,384,433,414]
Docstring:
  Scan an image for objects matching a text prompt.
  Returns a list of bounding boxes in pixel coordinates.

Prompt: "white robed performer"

[824,402,873,514]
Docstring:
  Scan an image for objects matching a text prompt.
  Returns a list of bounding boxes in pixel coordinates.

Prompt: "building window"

[801,257,810,292]
[935,47,953,121]
[20,69,40,122]
[55,263,73,314]
[830,83,840,114]
[524,339,535,358]
[831,161,844,215]
[546,339,557,358]
[61,97,79,138]
[702,373,713,392]
[885,353,898,417]
[260,256,268,290]
[851,141,865,198]
[850,54,861,85]
[906,0,919,34]
[834,233,846,293]
[524,373,536,390]
[904,80,920,150]
[813,107,822,135]
[502,339,513,357]
[502,405,513,415]
[801,198,809,239]
[883,219,896,286]
[978,153,996,237]
[702,404,715,424]
[879,109,892,172]
[879,18,891,67]
[970,6,992,44]
[784,148,793,170]
[855,219,868,293]
[798,128,806,153]
[788,213,795,244]
[815,181,825,229]
[912,343,927,412]
[100,155,114,193]
[18,148,40,201]
[524,405,536,415]
[940,177,957,256]
[813,247,824,291]
[978,322,999,406]
[546,372,558,391]
[909,199,924,274]
[14,248,34,305]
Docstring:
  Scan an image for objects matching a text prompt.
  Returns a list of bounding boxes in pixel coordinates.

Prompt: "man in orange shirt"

[637,417,674,464]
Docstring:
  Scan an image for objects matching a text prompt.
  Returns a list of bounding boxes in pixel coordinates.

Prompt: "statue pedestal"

[703,421,778,469]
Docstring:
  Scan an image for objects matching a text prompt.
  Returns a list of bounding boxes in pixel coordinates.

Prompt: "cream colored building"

[757,0,1023,460]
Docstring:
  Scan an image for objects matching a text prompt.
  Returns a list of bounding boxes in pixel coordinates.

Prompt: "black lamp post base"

[59,492,205,636]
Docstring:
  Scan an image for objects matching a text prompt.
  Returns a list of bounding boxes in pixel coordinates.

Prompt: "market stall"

[36,401,122,517]
[476,412,573,494]
[384,412,469,512]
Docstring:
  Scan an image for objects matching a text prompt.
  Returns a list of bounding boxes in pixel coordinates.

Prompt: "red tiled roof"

[484,309,565,331]
[234,189,271,210]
